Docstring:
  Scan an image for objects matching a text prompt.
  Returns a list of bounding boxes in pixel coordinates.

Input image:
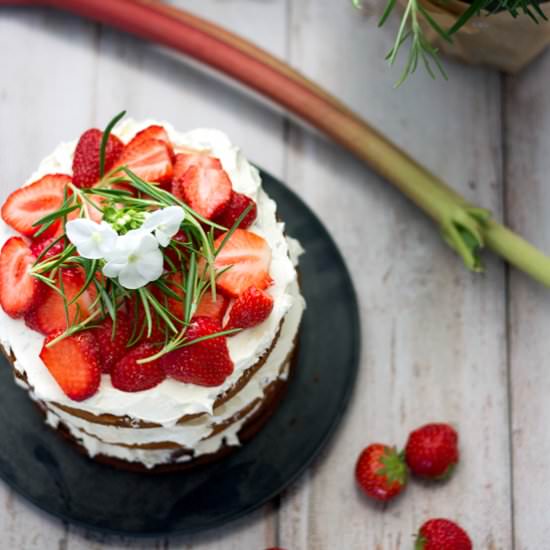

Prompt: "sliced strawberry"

[125,292,166,343]
[25,268,97,335]
[111,342,165,392]
[225,287,273,331]
[155,275,229,324]
[160,316,233,387]
[196,292,228,323]
[214,192,257,232]
[0,237,41,318]
[130,125,173,157]
[173,152,221,181]
[205,229,272,298]
[80,191,105,223]
[173,163,232,220]
[164,229,189,268]
[114,138,173,184]
[158,271,185,321]
[91,311,132,373]
[40,331,101,401]
[30,237,65,262]
[72,129,124,188]
[1,174,71,237]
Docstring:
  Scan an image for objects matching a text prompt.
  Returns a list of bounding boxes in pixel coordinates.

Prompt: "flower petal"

[97,222,118,255]
[118,263,149,290]
[66,218,120,260]
[154,228,171,247]
[136,247,164,282]
[102,260,125,278]
[138,232,162,253]
[142,206,185,247]
[66,218,99,243]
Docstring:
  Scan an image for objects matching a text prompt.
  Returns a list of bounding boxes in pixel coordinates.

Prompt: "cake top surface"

[0,115,301,425]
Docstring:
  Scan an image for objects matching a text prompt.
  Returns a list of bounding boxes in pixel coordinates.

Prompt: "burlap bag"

[401,0,550,72]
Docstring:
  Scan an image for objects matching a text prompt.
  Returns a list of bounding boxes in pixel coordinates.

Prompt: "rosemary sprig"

[99,110,126,177]
[353,0,546,85]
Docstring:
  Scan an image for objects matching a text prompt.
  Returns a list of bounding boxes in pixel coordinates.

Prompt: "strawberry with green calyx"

[355,443,408,502]
[405,423,459,480]
[415,518,472,550]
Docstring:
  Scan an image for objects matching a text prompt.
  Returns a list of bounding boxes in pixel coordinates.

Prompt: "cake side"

[0,116,305,469]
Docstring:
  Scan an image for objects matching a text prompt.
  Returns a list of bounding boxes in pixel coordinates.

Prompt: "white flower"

[141,206,185,247]
[102,230,164,290]
[66,219,118,260]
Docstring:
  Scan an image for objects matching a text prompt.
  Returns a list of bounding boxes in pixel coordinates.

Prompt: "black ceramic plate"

[0,170,360,536]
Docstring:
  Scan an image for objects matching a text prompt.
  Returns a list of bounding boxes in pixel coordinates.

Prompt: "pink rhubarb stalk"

[2,0,550,285]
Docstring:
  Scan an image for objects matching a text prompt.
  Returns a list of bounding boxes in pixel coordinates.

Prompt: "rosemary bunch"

[353,0,547,85]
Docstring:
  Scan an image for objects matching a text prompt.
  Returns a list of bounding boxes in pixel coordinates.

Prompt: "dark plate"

[0,169,360,536]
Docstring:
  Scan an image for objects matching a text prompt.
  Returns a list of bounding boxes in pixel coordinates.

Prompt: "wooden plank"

[504,49,550,550]
[278,2,512,549]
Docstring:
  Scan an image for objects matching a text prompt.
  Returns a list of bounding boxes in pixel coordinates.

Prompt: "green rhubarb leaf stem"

[484,222,550,286]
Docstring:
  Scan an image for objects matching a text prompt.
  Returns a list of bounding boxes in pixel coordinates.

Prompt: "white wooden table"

[0,1,547,548]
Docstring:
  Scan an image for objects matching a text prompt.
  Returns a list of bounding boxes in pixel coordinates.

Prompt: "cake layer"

[44,354,295,470]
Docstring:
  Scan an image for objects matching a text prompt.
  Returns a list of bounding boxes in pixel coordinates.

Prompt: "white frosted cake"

[0,117,304,470]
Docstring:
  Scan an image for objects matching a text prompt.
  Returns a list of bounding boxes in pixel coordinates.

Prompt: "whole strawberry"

[160,316,233,387]
[111,342,166,392]
[355,443,407,502]
[415,518,472,550]
[72,128,124,188]
[405,423,459,479]
[91,311,132,373]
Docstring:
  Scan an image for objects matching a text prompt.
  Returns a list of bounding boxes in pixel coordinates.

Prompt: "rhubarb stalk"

[2,0,550,285]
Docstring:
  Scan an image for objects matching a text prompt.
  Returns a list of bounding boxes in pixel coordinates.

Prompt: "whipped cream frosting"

[0,120,304,466]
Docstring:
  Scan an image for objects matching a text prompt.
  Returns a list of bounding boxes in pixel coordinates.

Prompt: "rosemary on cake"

[0,113,276,400]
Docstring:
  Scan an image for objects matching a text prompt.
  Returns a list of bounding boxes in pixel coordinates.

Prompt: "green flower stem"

[7,0,550,286]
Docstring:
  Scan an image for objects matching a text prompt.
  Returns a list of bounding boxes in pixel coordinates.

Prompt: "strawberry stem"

[19,0,550,286]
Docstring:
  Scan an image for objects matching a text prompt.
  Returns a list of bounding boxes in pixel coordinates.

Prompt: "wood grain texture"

[505,49,550,550]
[279,2,511,549]
[0,0,539,548]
